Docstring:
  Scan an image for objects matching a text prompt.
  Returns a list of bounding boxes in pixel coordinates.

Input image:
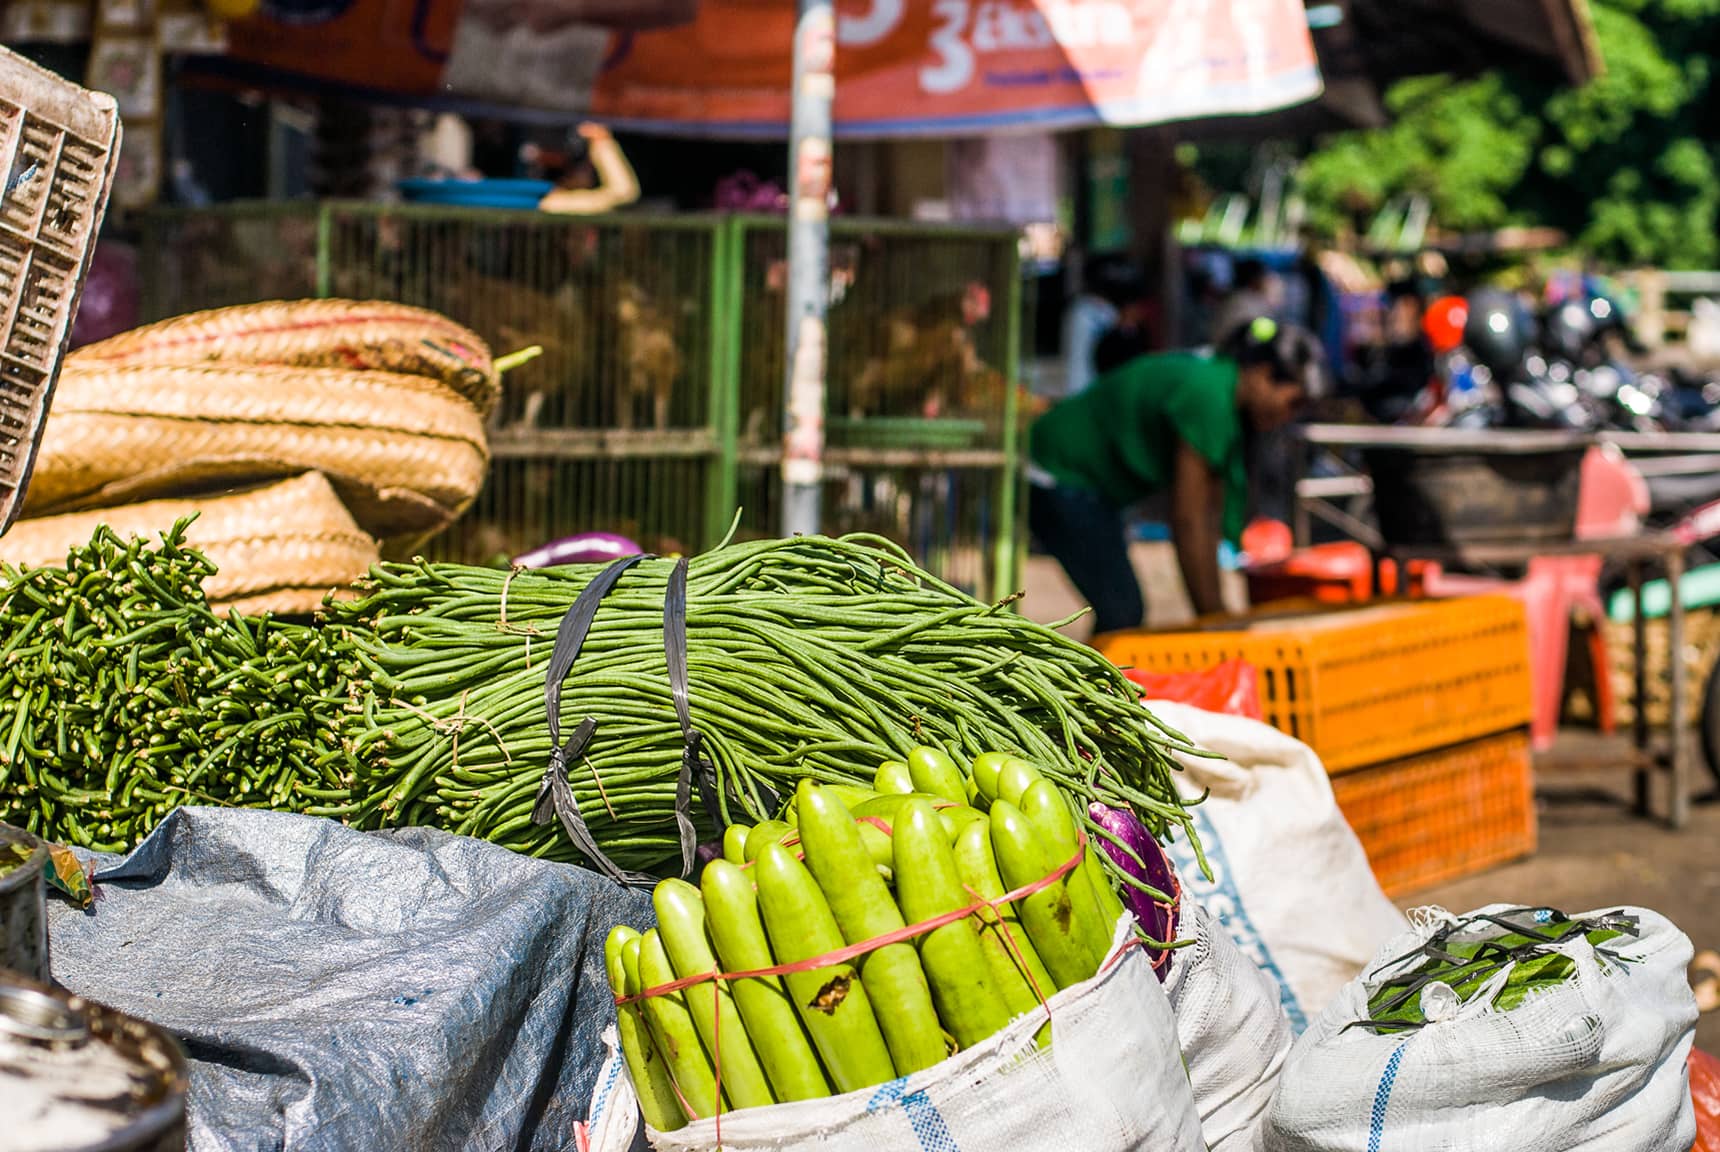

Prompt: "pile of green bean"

[0,522,356,850]
[0,526,1202,879]
[324,534,1202,876]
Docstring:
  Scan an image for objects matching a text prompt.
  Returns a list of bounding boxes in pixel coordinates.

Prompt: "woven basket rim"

[69,300,500,416]
[29,458,468,535]
[73,299,492,361]
[55,361,490,419]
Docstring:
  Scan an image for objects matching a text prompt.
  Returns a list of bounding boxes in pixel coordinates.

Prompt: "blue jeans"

[1028,483,1144,635]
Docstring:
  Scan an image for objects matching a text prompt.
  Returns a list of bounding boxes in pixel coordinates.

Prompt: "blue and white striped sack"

[592,927,1204,1152]
[1146,701,1410,1031]
[1265,903,1698,1152]
[585,1025,650,1152]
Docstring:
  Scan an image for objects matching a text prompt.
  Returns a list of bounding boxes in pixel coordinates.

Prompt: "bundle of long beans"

[323,534,1202,876]
[0,523,355,851]
[0,527,1202,880]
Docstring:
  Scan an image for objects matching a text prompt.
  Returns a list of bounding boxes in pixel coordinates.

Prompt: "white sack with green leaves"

[1266,903,1697,1152]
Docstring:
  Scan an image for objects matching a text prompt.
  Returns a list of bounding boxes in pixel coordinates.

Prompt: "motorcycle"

[1405,288,1719,438]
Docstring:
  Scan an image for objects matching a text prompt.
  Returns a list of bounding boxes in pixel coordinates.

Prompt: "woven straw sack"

[0,472,377,615]
[70,299,501,416]
[1605,609,1720,728]
[25,362,489,541]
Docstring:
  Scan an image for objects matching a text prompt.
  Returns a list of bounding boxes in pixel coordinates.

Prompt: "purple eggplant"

[1089,801,1182,980]
[512,532,642,570]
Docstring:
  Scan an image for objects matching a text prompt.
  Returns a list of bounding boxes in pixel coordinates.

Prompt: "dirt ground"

[1021,544,1720,1051]
[1019,542,1249,643]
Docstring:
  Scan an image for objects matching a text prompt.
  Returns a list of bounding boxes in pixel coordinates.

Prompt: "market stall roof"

[1180,0,1599,138]
[1336,0,1598,90]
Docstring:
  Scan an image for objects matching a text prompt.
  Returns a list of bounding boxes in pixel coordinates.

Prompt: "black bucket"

[1359,431,1590,549]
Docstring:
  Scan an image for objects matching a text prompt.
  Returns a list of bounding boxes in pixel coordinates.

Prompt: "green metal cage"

[137,203,1024,599]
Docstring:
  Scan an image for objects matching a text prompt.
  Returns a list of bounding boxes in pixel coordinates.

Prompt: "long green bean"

[0,524,1201,882]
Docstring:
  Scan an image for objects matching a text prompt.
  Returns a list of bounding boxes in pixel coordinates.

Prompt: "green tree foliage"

[1295,0,1720,268]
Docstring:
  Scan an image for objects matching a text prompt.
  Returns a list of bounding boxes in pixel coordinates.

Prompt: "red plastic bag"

[1694,1048,1720,1152]
[1122,660,1263,722]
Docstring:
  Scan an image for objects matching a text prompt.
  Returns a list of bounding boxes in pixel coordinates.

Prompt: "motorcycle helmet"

[1463,288,1532,377]
[1422,295,1468,355]
[1542,298,1596,362]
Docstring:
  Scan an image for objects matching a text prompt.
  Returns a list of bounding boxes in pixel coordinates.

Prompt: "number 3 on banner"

[921,0,973,93]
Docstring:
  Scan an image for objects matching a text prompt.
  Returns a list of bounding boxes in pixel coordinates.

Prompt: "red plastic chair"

[1245,540,1429,604]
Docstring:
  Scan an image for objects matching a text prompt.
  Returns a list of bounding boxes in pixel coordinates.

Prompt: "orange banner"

[593,0,1322,137]
[216,0,462,97]
[213,0,1320,127]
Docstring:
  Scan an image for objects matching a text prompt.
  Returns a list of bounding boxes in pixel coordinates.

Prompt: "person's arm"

[538,125,640,215]
[584,124,639,205]
[1170,440,1227,618]
[1062,300,1096,395]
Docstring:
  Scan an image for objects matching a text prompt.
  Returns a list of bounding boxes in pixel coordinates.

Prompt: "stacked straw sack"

[7,300,497,615]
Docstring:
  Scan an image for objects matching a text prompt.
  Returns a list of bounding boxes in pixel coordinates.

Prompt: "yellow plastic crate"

[1332,729,1537,897]
[1098,597,1533,773]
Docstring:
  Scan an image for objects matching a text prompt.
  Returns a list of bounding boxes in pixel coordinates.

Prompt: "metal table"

[1372,534,1692,829]
[1288,425,1699,826]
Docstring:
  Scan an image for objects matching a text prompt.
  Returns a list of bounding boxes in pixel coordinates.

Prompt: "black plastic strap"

[533,554,655,887]
[664,558,728,873]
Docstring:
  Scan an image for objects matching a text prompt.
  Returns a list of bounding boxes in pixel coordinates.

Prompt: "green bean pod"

[989,800,1095,990]
[873,759,915,795]
[635,928,724,1121]
[952,818,1057,1026]
[700,860,832,1102]
[743,820,793,862]
[605,926,684,1132]
[1020,779,1115,965]
[893,798,1010,1050]
[994,757,1045,807]
[968,751,1012,804]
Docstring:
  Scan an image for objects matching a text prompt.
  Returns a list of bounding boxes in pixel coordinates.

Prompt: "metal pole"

[781,0,835,537]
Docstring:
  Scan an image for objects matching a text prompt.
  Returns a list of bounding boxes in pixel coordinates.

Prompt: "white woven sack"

[1146,700,1408,1030]
[1266,903,1698,1152]
[1166,898,1295,1152]
[612,936,1202,1152]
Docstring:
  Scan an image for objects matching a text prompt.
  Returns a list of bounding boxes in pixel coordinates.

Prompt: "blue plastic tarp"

[47,807,653,1151]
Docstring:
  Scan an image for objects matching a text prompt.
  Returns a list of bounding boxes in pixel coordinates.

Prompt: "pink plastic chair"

[1421,444,1648,748]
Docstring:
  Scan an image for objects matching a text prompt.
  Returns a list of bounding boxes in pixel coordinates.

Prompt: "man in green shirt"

[1028,318,1324,635]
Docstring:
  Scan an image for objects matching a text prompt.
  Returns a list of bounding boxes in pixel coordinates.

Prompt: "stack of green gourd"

[606,748,1126,1130]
